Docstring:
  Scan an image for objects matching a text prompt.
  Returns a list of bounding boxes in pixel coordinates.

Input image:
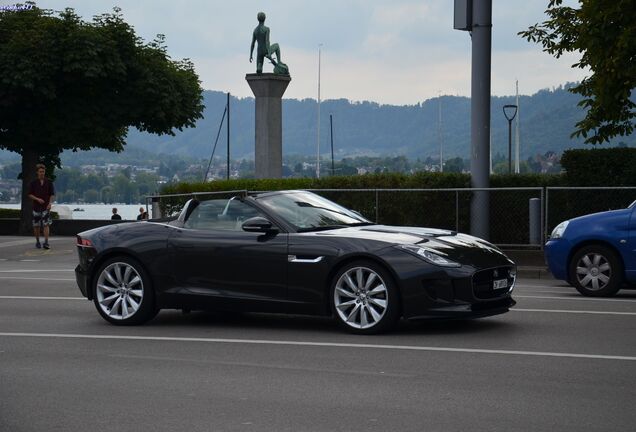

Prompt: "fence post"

[455,190,459,232]
[540,188,545,249]
[545,188,550,244]
[375,189,379,223]
[151,197,162,220]
[529,198,541,245]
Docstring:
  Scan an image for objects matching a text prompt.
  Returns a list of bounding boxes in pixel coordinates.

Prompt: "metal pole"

[227,92,230,180]
[330,114,335,175]
[438,92,443,172]
[455,190,459,231]
[508,118,512,174]
[515,80,520,173]
[469,0,492,240]
[316,44,322,179]
[375,189,379,223]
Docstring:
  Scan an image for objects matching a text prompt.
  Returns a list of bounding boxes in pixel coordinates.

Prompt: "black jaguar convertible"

[75,190,516,333]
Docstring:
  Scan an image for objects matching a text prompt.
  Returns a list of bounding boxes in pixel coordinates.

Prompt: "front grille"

[472,266,515,299]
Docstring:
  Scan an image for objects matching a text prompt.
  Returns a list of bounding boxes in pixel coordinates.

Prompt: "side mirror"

[242,216,278,233]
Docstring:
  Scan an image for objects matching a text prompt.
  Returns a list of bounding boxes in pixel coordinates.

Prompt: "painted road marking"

[0,276,75,281]
[2,295,635,316]
[0,269,74,273]
[515,295,636,303]
[513,308,636,316]
[0,296,85,300]
[0,332,635,361]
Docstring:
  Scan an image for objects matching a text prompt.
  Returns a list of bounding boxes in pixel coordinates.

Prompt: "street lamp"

[316,43,323,179]
[503,104,518,174]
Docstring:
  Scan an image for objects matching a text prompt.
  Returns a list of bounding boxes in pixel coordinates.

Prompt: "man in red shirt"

[27,164,55,249]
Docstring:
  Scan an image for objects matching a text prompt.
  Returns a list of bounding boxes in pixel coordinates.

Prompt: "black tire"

[92,256,158,325]
[331,260,400,334]
[569,245,623,297]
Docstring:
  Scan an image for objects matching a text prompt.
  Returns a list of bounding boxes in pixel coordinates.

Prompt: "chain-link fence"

[147,186,636,247]
[147,187,545,247]
[545,187,636,239]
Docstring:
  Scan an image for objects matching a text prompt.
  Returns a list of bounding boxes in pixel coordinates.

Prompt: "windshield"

[630,200,636,209]
[256,191,371,231]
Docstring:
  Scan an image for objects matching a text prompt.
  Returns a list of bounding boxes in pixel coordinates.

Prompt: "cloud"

[31,0,586,103]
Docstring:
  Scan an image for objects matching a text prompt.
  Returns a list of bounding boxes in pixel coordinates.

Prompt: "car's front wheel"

[569,245,623,297]
[93,256,157,325]
[331,261,400,334]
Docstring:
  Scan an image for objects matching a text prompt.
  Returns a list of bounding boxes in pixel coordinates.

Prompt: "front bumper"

[407,297,516,320]
[379,248,517,320]
[544,238,571,281]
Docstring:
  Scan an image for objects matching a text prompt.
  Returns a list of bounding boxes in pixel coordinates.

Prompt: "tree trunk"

[19,149,37,235]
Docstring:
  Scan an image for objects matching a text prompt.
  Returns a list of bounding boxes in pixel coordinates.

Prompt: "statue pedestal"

[245,73,291,179]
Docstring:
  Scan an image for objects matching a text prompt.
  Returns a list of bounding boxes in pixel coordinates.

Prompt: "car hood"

[569,207,631,225]
[311,225,513,267]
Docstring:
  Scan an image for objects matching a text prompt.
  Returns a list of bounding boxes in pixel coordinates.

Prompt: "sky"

[20,0,587,105]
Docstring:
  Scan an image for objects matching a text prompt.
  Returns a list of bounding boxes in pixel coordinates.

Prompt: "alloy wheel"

[334,266,388,329]
[96,262,144,320]
[575,253,611,292]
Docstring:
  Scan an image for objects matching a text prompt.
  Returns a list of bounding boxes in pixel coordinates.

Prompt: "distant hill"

[124,84,634,161]
[2,84,634,165]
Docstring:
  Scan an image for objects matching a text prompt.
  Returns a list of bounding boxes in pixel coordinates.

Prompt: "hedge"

[561,147,636,186]
[158,154,635,244]
[158,173,565,244]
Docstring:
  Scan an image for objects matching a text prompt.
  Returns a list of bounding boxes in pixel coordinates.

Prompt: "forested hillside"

[124,84,634,161]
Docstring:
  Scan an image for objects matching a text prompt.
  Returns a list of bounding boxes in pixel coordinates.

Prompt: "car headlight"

[550,220,569,239]
[397,244,461,268]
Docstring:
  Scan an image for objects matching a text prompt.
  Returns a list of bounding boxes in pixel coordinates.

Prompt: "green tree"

[444,157,464,173]
[519,0,636,144]
[0,4,204,231]
[83,189,99,203]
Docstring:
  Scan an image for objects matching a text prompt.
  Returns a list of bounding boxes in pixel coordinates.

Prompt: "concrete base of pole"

[529,198,541,245]
[245,73,291,179]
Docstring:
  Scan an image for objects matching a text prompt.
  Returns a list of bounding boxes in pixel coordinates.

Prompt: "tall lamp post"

[503,104,517,174]
[316,44,322,178]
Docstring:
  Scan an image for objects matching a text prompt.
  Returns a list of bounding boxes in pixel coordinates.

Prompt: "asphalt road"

[1,236,635,432]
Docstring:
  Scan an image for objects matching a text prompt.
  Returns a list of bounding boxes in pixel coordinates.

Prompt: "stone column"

[245,73,291,179]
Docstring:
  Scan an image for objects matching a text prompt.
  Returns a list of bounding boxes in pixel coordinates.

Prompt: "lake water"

[0,203,150,220]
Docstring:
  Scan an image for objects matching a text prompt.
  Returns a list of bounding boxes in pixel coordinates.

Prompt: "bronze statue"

[249,12,289,75]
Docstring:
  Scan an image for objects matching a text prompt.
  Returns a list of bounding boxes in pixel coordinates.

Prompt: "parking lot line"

[513,308,636,316]
[515,295,636,303]
[1,332,635,361]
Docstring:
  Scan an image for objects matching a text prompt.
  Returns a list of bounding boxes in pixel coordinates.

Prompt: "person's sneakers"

[43,242,50,250]
[35,241,41,249]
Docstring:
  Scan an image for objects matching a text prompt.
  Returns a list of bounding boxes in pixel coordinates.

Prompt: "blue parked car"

[545,200,636,297]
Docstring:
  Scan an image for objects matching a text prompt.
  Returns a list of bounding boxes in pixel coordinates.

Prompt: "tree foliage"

[0,3,204,230]
[519,0,636,144]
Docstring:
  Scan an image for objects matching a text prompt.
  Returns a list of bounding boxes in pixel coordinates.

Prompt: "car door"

[168,198,288,305]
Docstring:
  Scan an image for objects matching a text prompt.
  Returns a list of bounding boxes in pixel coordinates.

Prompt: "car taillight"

[76,236,93,247]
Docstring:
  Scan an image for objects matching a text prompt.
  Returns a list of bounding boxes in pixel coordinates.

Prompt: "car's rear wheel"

[331,261,400,334]
[93,256,157,325]
[569,245,622,297]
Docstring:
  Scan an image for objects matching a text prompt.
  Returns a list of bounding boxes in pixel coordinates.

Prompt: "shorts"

[32,210,53,228]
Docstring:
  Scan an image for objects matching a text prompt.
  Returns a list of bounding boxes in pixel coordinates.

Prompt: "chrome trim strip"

[288,255,324,263]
